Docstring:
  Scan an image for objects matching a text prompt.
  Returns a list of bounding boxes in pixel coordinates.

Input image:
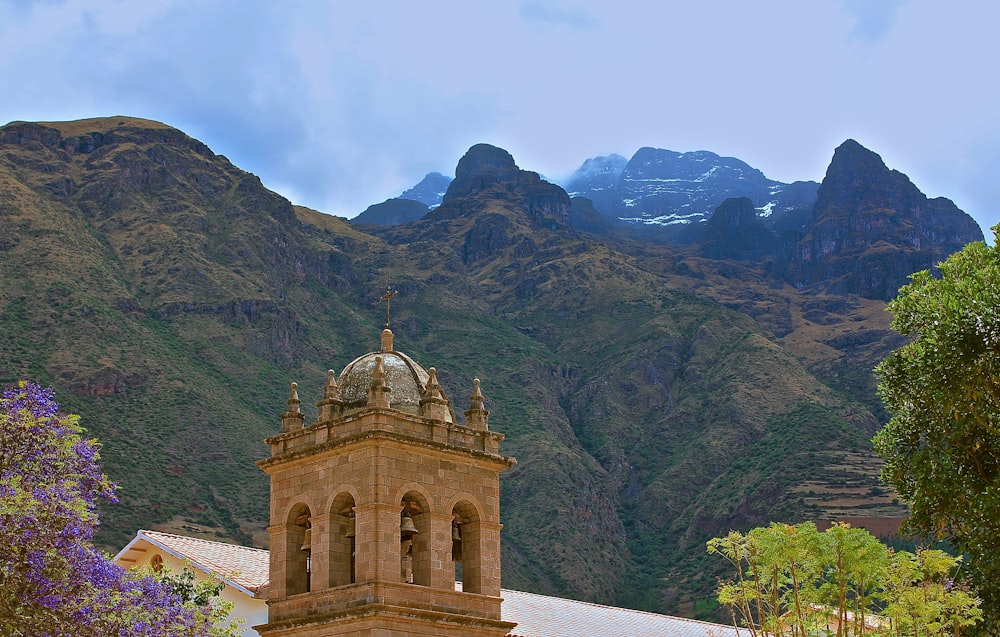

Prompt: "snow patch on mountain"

[757,201,777,217]
[619,212,709,226]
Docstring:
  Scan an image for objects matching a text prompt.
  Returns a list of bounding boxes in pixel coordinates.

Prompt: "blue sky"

[1,1,997,238]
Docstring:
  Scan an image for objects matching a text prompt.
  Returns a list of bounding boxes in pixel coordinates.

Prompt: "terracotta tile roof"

[122,530,270,597]
[500,588,741,637]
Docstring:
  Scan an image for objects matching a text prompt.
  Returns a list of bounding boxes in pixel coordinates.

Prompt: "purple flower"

[1,381,223,637]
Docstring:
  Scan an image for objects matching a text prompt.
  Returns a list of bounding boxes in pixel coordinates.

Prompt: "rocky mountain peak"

[351,198,428,226]
[784,139,984,299]
[454,143,517,179]
[829,138,878,165]
[440,143,524,205]
[627,147,768,183]
[377,144,572,258]
[399,171,452,207]
[563,146,818,237]
[701,197,777,258]
[2,117,217,162]
[816,139,910,211]
[565,153,627,194]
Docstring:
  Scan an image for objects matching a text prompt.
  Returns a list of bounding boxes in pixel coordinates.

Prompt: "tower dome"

[336,328,456,423]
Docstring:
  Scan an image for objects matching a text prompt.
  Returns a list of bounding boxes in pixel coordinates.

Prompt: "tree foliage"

[154,567,244,637]
[873,226,1000,627]
[707,522,981,637]
[0,381,240,637]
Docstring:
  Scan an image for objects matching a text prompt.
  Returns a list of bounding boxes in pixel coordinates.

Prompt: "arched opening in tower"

[285,504,313,595]
[329,493,357,587]
[452,500,483,594]
[400,492,430,586]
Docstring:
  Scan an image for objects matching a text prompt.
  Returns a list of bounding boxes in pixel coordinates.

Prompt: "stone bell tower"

[255,321,516,637]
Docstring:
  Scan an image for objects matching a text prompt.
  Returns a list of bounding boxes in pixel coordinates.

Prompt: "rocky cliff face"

[782,140,984,299]
[432,143,572,230]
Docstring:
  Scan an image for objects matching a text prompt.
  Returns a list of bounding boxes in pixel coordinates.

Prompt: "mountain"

[562,140,984,302]
[562,153,627,213]
[564,147,820,241]
[352,197,429,226]
[0,118,979,619]
[700,196,777,259]
[331,143,909,607]
[351,170,455,226]
[0,116,360,549]
[781,140,984,300]
[400,171,452,207]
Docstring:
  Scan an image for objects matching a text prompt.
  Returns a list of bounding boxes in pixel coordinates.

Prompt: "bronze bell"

[451,520,463,561]
[345,516,356,538]
[400,514,419,538]
[300,527,312,552]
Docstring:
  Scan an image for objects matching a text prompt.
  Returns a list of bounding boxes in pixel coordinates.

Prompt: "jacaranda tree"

[0,381,239,637]
[874,226,1000,629]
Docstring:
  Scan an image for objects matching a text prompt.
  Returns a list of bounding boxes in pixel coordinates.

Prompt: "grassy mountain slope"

[0,118,917,617]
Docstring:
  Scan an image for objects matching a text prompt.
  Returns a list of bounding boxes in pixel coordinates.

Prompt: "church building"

[256,319,516,637]
[115,310,741,637]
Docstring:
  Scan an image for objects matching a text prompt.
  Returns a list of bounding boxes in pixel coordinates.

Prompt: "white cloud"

[518,1,600,31]
[838,0,905,43]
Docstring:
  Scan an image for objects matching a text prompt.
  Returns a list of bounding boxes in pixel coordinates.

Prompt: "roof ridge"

[141,529,269,553]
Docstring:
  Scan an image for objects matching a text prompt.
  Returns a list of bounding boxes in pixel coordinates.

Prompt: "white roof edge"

[111,530,148,562]
[114,530,259,598]
[499,587,740,630]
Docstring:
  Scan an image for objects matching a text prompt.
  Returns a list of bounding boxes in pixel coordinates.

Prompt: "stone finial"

[317,369,342,422]
[425,368,443,399]
[380,328,394,353]
[470,378,484,410]
[367,355,391,408]
[281,382,305,433]
[464,378,490,430]
[323,369,339,399]
[420,367,449,422]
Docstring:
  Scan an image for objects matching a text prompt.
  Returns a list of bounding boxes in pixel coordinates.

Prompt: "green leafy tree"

[882,549,982,637]
[819,522,890,635]
[708,522,981,636]
[873,226,1000,627]
[155,567,244,637]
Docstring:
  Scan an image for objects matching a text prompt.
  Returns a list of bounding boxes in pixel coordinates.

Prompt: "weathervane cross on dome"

[380,285,397,329]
